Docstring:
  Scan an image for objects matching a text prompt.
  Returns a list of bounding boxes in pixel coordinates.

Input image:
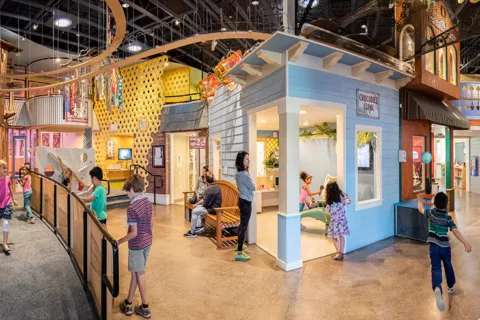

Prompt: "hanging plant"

[299,122,337,141]
[264,151,279,169]
[357,132,377,150]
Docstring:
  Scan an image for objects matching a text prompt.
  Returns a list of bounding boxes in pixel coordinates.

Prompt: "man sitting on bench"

[184,172,222,238]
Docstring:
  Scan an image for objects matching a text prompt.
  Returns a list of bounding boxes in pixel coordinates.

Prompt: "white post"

[276,99,302,271]
[283,0,295,35]
[247,113,257,244]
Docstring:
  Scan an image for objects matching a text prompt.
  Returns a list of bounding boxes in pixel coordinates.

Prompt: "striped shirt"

[127,196,153,250]
[424,208,457,247]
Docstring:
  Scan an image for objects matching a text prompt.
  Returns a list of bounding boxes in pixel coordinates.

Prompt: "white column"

[276,100,302,271]
[283,0,295,35]
[247,113,257,244]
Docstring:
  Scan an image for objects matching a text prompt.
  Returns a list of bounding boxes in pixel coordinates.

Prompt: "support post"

[247,113,257,244]
[67,194,71,248]
[101,237,107,320]
[276,99,302,271]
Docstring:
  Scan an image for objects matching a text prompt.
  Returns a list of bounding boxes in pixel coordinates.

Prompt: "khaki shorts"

[128,246,151,272]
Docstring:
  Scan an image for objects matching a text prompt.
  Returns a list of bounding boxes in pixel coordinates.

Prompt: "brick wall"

[146,127,169,195]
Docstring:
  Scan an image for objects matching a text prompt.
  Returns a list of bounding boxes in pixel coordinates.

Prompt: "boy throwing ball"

[118,174,153,319]
[417,192,472,312]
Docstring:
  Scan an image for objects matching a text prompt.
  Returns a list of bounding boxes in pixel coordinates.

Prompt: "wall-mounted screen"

[118,148,132,160]
[357,144,370,168]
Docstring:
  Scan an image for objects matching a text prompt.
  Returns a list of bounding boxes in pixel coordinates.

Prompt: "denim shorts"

[0,204,13,220]
[128,246,151,272]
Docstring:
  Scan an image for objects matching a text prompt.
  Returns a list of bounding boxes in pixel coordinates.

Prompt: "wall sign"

[357,90,380,119]
[189,137,207,149]
[152,145,165,168]
[471,156,478,176]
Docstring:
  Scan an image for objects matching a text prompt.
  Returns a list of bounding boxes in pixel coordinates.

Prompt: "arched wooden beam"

[0,31,271,92]
[2,0,127,81]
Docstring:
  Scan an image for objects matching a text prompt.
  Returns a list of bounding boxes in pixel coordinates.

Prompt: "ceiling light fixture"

[175,20,180,26]
[33,23,38,30]
[260,120,267,123]
[54,18,72,28]
[303,121,309,126]
[221,27,227,32]
[56,57,61,63]
[252,0,259,5]
[122,3,129,8]
[127,44,142,52]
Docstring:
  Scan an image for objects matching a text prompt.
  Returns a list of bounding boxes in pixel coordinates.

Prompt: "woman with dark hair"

[325,182,351,261]
[234,150,255,262]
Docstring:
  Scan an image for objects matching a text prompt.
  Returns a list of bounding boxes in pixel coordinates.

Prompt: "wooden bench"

[183,180,240,248]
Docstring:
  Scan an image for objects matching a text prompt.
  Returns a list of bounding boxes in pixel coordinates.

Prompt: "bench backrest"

[214,180,240,215]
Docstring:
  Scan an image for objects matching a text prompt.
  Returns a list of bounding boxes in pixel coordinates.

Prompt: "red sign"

[189,137,207,149]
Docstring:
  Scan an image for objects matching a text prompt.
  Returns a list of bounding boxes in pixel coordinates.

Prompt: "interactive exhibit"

[35,147,95,193]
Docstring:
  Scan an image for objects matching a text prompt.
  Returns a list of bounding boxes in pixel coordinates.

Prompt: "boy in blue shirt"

[417,192,472,312]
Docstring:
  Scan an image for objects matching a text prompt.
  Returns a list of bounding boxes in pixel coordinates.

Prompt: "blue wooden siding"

[288,64,400,252]
[208,67,286,182]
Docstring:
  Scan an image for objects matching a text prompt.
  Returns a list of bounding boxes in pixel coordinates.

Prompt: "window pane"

[413,136,426,193]
[357,132,377,202]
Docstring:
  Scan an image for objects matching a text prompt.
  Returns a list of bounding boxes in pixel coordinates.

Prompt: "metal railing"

[129,164,164,204]
[30,171,119,320]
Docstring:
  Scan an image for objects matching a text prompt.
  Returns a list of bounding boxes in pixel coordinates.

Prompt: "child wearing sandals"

[17,166,34,224]
[325,182,350,261]
[0,160,18,255]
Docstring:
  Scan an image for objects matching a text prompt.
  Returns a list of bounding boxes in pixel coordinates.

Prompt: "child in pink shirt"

[18,165,34,224]
[0,160,18,255]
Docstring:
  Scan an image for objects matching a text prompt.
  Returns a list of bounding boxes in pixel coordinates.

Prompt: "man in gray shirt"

[184,172,222,238]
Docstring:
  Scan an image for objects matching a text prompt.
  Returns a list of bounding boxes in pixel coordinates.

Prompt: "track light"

[33,23,38,30]
[175,20,180,26]
[56,57,61,63]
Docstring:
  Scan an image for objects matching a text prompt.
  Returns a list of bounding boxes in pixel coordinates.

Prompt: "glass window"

[438,47,447,81]
[356,126,382,209]
[448,46,457,86]
[425,27,435,74]
[413,136,426,193]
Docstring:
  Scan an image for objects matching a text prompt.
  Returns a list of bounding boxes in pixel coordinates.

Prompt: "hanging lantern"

[214,50,243,79]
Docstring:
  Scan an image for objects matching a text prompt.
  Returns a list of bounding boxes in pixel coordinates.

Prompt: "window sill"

[356,199,383,211]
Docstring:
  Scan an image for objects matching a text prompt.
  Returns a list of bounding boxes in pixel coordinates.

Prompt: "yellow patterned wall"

[257,137,278,157]
[93,56,167,187]
[163,68,190,104]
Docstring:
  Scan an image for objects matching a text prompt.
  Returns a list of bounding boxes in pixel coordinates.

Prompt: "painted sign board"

[357,90,380,119]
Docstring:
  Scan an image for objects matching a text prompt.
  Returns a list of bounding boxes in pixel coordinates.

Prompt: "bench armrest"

[213,206,240,212]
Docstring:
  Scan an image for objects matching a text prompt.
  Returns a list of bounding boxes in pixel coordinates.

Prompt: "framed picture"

[41,133,50,147]
[152,145,165,168]
[53,133,61,148]
[107,139,116,160]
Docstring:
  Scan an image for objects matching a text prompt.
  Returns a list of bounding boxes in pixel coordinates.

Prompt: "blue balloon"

[421,152,432,164]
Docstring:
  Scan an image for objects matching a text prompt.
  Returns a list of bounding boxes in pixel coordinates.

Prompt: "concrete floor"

[105,190,480,320]
[257,208,336,261]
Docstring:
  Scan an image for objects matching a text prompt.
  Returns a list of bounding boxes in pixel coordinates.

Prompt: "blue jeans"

[429,243,455,293]
[24,191,33,218]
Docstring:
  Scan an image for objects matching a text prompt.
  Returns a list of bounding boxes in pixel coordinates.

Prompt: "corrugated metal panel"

[6,99,30,126]
[27,95,92,127]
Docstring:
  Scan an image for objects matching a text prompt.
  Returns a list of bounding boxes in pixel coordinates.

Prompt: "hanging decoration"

[117,75,124,112]
[64,77,71,116]
[105,71,112,112]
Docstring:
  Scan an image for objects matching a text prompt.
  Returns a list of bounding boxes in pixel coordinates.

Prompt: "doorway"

[252,104,345,261]
[13,136,27,177]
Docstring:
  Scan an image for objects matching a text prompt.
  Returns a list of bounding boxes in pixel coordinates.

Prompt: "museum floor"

[104,190,480,320]
[3,190,480,319]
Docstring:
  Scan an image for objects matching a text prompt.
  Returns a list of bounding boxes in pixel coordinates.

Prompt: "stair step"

[107,199,130,209]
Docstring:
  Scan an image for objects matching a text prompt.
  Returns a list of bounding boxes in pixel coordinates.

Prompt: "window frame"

[355,125,383,211]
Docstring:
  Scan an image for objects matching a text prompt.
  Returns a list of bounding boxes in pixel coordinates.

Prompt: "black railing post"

[153,178,157,205]
[53,184,57,234]
[67,194,71,248]
[83,210,88,285]
[101,237,107,320]
[39,177,43,219]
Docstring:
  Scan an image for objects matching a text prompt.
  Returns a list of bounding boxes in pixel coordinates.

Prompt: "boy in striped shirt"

[417,192,472,312]
[118,174,153,319]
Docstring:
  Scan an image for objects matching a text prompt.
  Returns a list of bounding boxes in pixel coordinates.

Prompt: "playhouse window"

[355,125,382,211]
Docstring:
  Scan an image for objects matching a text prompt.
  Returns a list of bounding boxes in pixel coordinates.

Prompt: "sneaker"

[135,305,152,319]
[194,227,205,235]
[28,218,35,224]
[434,287,446,312]
[183,230,197,238]
[235,252,251,262]
[448,287,454,294]
[119,300,133,316]
[242,243,247,251]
